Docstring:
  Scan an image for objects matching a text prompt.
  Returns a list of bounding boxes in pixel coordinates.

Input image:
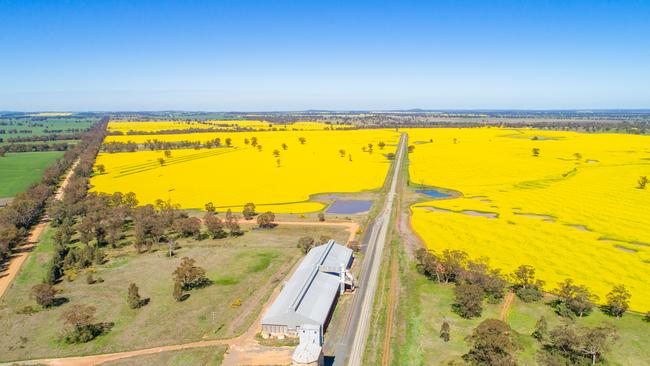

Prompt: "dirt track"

[0,160,78,300]
[500,291,515,321]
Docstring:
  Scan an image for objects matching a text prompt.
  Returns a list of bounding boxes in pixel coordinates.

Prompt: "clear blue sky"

[1,0,649,111]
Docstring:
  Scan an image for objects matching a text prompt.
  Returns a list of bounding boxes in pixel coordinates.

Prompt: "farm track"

[500,291,515,321]
[0,160,78,300]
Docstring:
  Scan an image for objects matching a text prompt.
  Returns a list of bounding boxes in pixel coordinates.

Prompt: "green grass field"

[0,117,96,141]
[0,224,349,363]
[0,151,64,198]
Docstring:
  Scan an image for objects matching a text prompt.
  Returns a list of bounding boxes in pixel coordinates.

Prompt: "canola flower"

[93,129,399,213]
[107,120,352,134]
[407,127,650,311]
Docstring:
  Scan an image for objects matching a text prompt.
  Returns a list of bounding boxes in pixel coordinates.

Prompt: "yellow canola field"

[407,128,650,311]
[107,121,220,134]
[107,120,352,134]
[92,129,399,213]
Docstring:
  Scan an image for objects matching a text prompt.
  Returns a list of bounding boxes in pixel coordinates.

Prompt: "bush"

[515,286,544,303]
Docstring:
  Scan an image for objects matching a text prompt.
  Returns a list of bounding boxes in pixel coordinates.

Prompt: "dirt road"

[0,160,78,300]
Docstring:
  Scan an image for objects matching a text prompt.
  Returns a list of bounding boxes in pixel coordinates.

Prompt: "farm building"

[261,240,355,340]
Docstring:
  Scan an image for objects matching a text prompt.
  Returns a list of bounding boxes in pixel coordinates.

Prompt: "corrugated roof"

[262,240,353,328]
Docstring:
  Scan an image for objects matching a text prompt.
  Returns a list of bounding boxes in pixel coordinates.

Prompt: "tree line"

[0,142,72,155]
[0,133,84,144]
[0,117,108,264]
[101,137,233,153]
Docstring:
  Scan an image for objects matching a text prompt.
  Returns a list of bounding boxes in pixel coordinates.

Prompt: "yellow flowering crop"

[92,129,398,213]
[107,120,352,134]
[408,128,650,311]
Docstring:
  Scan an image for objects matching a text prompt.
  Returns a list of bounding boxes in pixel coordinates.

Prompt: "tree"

[454,283,484,318]
[532,148,540,157]
[172,217,201,238]
[164,150,172,158]
[127,283,143,309]
[464,319,517,366]
[244,138,250,145]
[408,145,415,153]
[440,321,450,342]
[204,213,226,238]
[32,283,56,308]
[298,236,315,254]
[339,149,346,157]
[574,152,582,160]
[250,137,258,146]
[579,323,618,365]
[242,202,256,220]
[272,149,280,157]
[158,157,165,166]
[281,143,288,150]
[511,265,545,302]
[96,164,105,174]
[604,284,631,318]
[532,316,548,341]
[386,152,396,160]
[638,176,648,189]
[173,257,208,290]
[61,304,101,343]
[204,202,216,213]
[225,138,232,146]
[225,209,243,236]
[555,279,599,317]
[317,212,325,222]
[276,158,281,167]
[298,137,306,144]
[348,153,352,162]
[257,211,276,228]
[542,322,618,365]
[378,141,386,150]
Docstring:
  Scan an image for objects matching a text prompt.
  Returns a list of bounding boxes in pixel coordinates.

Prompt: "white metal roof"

[261,240,353,328]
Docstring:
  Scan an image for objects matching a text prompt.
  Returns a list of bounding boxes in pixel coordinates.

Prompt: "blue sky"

[1,0,649,111]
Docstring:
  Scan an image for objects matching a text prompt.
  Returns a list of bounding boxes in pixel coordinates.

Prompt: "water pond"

[416,189,451,198]
[326,200,373,214]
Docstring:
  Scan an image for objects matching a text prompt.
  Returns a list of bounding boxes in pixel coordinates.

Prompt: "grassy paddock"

[0,151,64,198]
[0,224,349,363]
[390,256,650,365]
[101,345,227,366]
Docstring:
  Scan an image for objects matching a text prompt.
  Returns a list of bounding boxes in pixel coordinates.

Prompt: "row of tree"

[415,248,636,321]
[0,133,83,144]
[0,118,108,263]
[0,142,71,155]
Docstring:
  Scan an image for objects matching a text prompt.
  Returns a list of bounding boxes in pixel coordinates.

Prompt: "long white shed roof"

[262,240,353,328]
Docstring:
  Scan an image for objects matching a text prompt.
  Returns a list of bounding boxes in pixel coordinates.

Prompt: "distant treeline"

[0,142,72,155]
[0,133,84,143]
[0,117,108,263]
[0,128,88,135]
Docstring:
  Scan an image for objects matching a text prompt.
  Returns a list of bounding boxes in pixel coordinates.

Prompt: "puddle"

[416,189,451,198]
[424,207,498,218]
[614,245,638,253]
[567,224,591,232]
[586,159,599,164]
[326,200,373,214]
[514,213,555,222]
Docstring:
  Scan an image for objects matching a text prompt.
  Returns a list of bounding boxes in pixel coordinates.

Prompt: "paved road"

[334,132,407,366]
